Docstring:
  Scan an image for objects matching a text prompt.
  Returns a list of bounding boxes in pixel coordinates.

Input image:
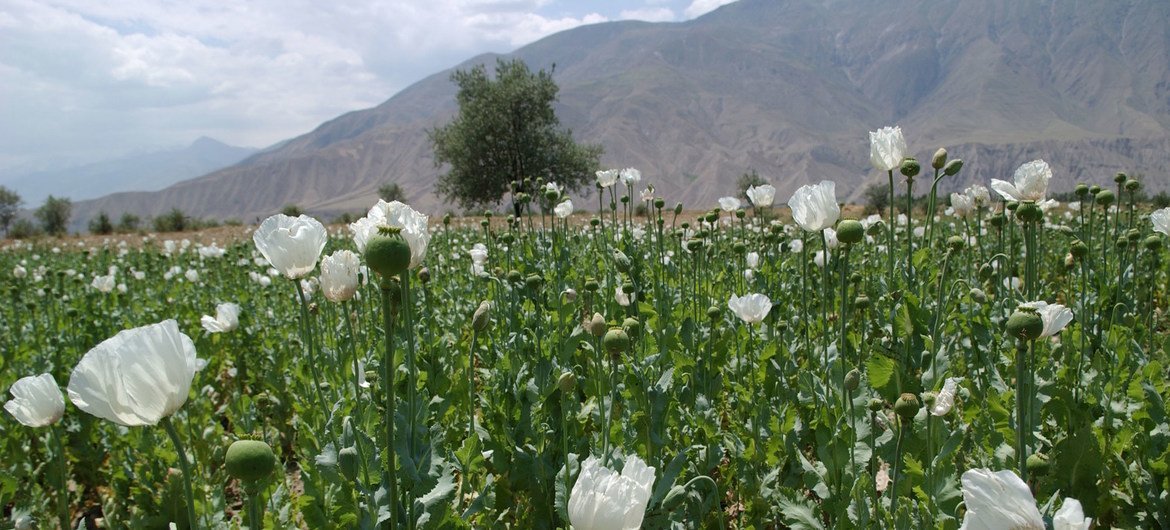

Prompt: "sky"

[0,0,737,174]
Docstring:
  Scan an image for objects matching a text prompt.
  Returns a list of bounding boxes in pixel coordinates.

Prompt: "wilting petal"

[4,373,65,427]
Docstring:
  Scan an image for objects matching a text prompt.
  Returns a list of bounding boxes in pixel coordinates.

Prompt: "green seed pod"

[620,196,630,204]
[978,264,994,281]
[686,239,704,253]
[654,198,665,209]
[621,282,635,294]
[1114,172,1128,184]
[850,272,863,284]
[622,317,642,339]
[442,213,451,226]
[1016,201,1043,223]
[590,218,600,227]
[733,242,747,254]
[1025,452,1050,476]
[1070,240,1088,259]
[680,222,690,230]
[338,446,360,482]
[1096,190,1115,207]
[480,219,489,228]
[1089,184,1101,195]
[1006,310,1044,341]
[1116,236,1127,250]
[506,270,523,283]
[1006,201,1019,212]
[500,233,515,244]
[836,219,864,244]
[417,267,430,284]
[524,273,543,291]
[1125,179,1140,192]
[943,159,963,177]
[844,369,860,392]
[866,220,885,237]
[544,190,559,202]
[946,235,965,251]
[226,440,276,484]
[584,278,599,292]
[364,230,411,279]
[1144,235,1162,251]
[603,328,630,354]
[894,393,920,423]
[989,213,1006,229]
[900,157,921,179]
[704,211,718,224]
[931,148,948,170]
[868,398,884,413]
[1127,228,1141,243]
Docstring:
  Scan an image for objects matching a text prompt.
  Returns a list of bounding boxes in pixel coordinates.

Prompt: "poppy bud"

[1070,240,1088,259]
[472,301,492,332]
[844,369,860,391]
[868,398,884,412]
[338,446,360,482]
[932,148,947,170]
[674,203,684,215]
[943,159,963,176]
[946,235,965,252]
[558,371,576,393]
[622,317,642,339]
[707,305,722,321]
[587,313,607,337]
[1026,452,1050,476]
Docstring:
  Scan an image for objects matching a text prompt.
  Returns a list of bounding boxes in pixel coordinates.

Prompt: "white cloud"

[684,0,736,18]
[0,0,718,174]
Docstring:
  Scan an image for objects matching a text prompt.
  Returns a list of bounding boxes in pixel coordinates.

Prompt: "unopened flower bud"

[613,250,631,273]
[868,398,884,412]
[622,317,642,339]
[969,288,987,304]
[338,446,360,482]
[525,273,543,291]
[931,148,947,170]
[472,301,492,332]
[707,305,722,321]
[587,313,606,337]
[1026,452,1050,476]
[562,288,578,303]
[943,159,963,176]
[1070,240,1088,259]
[662,484,688,511]
[844,369,860,392]
[507,270,523,283]
[558,371,576,393]
[417,267,430,284]
[946,235,965,251]
[674,203,684,215]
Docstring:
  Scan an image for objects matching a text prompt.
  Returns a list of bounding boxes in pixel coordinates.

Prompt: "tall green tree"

[430,58,602,210]
[35,195,71,236]
[0,185,21,236]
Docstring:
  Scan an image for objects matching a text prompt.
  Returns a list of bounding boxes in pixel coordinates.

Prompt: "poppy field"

[2,128,1170,529]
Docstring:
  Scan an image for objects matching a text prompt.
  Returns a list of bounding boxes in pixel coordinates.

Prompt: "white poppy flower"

[13,265,26,278]
[253,214,328,280]
[718,197,741,212]
[1151,207,1170,237]
[596,169,619,188]
[958,468,1046,530]
[728,293,772,324]
[68,320,201,427]
[1053,497,1092,530]
[350,200,430,269]
[320,250,361,303]
[4,373,65,427]
[91,274,116,293]
[568,455,656,530]
[966,184,991,207]
[201,302,241,333]
[746,184,776,207]
[615,287,632,307]
[991,160,1051,202]
[788,181,841,233]
[931,377,962,416]
[555,199,574,219]
[619,167,641,185]
[951,192,975,218]
[869,126,908,172]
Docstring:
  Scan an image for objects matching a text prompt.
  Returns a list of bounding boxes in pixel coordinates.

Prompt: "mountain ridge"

[70,0,1170,226]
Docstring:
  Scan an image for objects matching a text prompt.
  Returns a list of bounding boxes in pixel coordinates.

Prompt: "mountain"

[6,137,256,206]
[72,0,1170,227]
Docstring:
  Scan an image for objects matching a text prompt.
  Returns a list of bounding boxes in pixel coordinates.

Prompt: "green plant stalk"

[838,243,851,392]
[379,284,399,530]
[926,167,943,254]
[246,483,265,530]
[162,416,199,530]
[468,329,478,440]
[400,271,419,530]
[906,176,915,288]
[561,388,572,520]
[1015,339,1029,482]
[890,418,907,514]
[51,425,70,530]
[887,169,896,288]
[293,280,336,449]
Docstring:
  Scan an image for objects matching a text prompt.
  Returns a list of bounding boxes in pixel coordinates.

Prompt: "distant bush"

[117,213,141,233]
[223,218,243,227]
[8,219,39,239]
[88,211,114,235]
[153,208,190,233]
[281,204,303,217]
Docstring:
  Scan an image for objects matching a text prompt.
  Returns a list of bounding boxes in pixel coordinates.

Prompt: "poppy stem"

[161,416,199,530]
